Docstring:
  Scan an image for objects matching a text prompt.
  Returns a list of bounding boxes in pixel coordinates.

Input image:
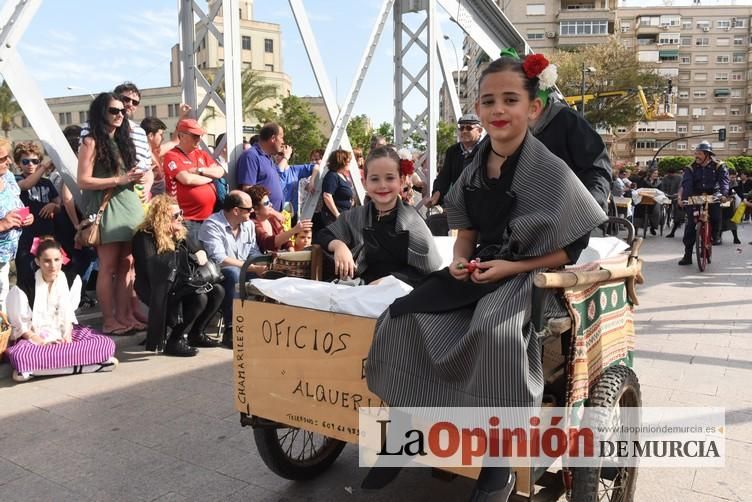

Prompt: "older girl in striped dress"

[5,237,117,382]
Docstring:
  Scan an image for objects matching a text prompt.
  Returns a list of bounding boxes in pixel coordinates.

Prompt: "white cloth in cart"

[248,275,413,318]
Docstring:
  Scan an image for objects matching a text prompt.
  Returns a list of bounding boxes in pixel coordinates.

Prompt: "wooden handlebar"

[533,261,642,289]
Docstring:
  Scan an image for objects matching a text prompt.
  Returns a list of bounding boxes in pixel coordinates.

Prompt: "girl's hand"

[25,332,44,345]
[471,259,517,284]
[449,258,471,281]
[333,246,356,279]
[21,214,34,227]
[62,333,72,344]
[39,202,59,219]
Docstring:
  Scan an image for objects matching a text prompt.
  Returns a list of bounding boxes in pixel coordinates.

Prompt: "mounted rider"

[678,141,729,266]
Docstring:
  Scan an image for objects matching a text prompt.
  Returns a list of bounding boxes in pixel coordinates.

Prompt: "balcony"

[558,9,616,23]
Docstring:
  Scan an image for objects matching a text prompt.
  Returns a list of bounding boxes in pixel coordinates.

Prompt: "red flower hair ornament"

[522,53,549,79]
[399,159,415,177]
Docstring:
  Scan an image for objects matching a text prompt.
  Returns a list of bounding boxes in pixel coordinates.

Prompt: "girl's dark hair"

[326,149,352,172]
[478,57,539,101]
[36,236,62,257]
[364,146,401,177]
[86,92,136,175]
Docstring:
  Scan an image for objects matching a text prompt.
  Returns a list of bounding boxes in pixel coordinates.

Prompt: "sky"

[14,0,752,125]
[15,0,467,126]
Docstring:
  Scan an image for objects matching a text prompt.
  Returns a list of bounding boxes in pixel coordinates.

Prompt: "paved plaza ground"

[1,224,751,501]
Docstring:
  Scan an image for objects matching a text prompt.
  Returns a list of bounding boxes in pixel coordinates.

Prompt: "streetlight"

[580,63,596,117]
[66,85,95,99]
[443,35,462,106]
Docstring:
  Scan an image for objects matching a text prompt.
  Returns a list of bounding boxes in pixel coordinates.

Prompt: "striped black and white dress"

[365,134,608,409]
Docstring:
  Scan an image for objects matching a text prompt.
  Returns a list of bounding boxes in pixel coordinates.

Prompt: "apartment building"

[439,69,469,123]
[11,0,291,146]
[457,1,752,163]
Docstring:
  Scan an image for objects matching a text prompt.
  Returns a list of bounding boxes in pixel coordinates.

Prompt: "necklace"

[376,206,397,221]
[490,145,508,160]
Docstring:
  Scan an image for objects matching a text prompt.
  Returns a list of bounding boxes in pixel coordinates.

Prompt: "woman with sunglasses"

[0,137,34,309]
[77,92,146,335]
[12,141,63,294]
[132,195,224,356]
[245,184,312,252]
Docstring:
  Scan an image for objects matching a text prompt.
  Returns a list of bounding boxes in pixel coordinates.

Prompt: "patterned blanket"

[563,279,635,408]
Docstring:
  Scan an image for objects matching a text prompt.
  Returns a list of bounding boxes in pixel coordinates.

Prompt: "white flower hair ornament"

[396,147,412,161]
[537,64,558,91]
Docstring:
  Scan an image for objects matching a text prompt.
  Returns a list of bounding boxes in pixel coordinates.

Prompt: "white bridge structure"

[0,0,533,213]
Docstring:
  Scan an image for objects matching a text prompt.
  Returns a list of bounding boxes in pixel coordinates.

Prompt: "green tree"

[436,120,456,160]
[725,156,752,174]
[657,156,693,175]
[346,114,372,153]
[0,81,21,138]
[374,121,394,145]
[550,36,667,129]
[200,68,278,125]
[261,95,325,164]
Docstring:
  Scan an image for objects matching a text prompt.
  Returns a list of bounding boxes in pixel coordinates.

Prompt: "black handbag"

[185,258,224,293]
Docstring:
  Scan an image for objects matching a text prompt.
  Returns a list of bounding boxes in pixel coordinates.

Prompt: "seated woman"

[364,55,607,499]
[245,184,313,253]
[132,194,225,356]
[6,237,117,383]
[316,146,442,287]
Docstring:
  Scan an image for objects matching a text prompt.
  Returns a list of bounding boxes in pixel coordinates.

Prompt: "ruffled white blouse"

[7,270,81,342]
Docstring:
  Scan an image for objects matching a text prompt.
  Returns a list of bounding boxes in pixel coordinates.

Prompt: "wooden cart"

[232,220,644,501]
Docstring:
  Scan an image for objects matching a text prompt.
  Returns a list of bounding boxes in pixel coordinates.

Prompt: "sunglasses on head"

[120,95,140,107]
[21,158,41,166]
[458,125,476,132]
[172,209,184,220]
[261,200,272,207]
[108,107,127,116]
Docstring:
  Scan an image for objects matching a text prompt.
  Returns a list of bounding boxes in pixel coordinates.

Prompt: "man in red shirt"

[163,119,226,243]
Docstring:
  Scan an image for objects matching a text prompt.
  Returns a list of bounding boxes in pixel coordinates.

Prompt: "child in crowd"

[13,142,62,294]
[6,237,118,382]
[293,227,313,251]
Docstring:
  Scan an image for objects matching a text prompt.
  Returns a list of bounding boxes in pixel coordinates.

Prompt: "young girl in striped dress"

[5,237,117,382]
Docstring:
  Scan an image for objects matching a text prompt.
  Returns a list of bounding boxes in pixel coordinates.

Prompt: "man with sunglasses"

[199,190,265,348]
[428,113,484,208]
[163,119,226,244]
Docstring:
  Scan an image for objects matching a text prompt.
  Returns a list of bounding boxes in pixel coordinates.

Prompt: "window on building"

[717,55,730,63]
[691,125,705,133]
[168,103,180,117]
[679,72,691,81]
[678,90,689,99]
[145,105,157,117]
[692,107,706,116]
[620,22,631,31]
[559,20,608,36]
[731,88,743,98]
[733,18,747,28]
[21,116,30,128]
[694,72,707,81]
[680,55,691,64]
[713,107,727,115]
[729,142,738,149]
[616,126,629,133]
[218,32,223,47]
[681,18,693,30]
[527,31,545,40]
[658,33,680,45]
[733,52,745,63]
[242,36,251,50]
[526,4,545,15]
[730,108,741,115]
[265,64,274,72]
[58,112,72,125]
[639,16,659,26]
[676,143,687,151]
[264,38,274,52]
[678,124,688,133]
[695,37,709,46]
[734,36,745,46]
[717,38,730,47]
[732,72,744,81]
[693,89,707,98]
[636,139,658,150]
[677,107,689,116]
[680,36,691,47]
[637,37,654,46]
[695,55,708,64]
[696,20,710,29]
[730,124,743,133]
[660,52,678,62]
[716,72,729,81]
[717,20,731,29]
[79,111,87,123]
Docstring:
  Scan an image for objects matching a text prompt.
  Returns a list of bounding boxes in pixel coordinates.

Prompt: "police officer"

[678,141,729,265]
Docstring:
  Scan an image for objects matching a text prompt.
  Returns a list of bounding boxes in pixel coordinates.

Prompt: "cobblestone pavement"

[1,224,750,501]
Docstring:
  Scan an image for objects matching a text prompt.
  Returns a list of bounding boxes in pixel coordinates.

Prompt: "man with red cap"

[163,119,226,243]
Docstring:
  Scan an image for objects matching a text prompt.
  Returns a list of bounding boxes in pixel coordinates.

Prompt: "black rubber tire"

[253,426,346,480]
[571,365,641,502]
[696,222,707,272]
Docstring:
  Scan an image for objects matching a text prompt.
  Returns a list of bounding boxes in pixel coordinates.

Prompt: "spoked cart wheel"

[571,365,641,502]
[253,423,347,480]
